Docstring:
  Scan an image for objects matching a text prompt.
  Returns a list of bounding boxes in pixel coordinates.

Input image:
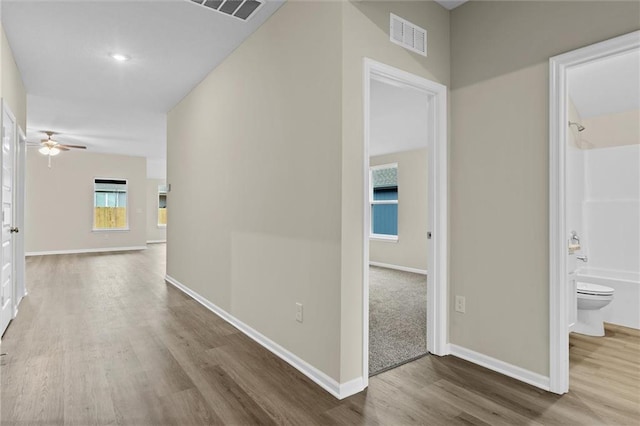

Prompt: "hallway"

[1,245,638,425]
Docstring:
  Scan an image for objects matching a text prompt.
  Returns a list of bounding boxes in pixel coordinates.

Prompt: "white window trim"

[92,228,131,233]
[93,177,129,231]
[369,162,398,240]
[370,234,398,242]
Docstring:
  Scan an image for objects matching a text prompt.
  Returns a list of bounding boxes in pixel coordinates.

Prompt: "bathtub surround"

[582,144,640,329]
[585,145,639,274]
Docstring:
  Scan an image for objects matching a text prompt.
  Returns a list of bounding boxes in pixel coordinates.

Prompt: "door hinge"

[427,232,432,239]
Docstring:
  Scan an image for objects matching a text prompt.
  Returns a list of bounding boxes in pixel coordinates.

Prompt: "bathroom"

[566,48,640,336]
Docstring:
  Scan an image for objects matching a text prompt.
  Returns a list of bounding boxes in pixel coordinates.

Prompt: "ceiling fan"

[28,131,88,167]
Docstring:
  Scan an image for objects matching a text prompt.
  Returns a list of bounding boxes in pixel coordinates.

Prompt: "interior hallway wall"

[168,1,343,381]
[1,24,26,131]
[450,1,640,376]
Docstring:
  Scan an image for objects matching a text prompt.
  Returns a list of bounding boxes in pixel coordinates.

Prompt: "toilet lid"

[577,282,614,296]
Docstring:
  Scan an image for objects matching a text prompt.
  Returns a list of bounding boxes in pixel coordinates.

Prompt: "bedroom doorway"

[362,59,448,381]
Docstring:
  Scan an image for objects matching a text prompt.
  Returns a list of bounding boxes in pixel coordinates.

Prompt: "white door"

[0,103,16,337]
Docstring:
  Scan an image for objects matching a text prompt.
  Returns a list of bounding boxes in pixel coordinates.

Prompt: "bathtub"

[576,268,640,330]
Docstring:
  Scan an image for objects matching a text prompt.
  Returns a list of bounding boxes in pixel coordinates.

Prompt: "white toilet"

[574,282,614,336]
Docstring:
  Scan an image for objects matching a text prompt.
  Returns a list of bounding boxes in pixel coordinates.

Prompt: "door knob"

[9,227,19,233]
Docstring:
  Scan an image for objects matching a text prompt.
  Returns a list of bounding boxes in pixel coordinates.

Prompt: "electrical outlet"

[295,302,303,323]
[455,295,466,313]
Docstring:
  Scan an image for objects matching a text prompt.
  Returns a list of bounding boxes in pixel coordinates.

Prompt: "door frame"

[362,58,448,383]
[14,126,27,309]
[548,30,640,394]
[0,99,18,335]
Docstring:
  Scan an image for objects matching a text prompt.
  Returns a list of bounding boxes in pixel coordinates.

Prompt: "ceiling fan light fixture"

[39,146,61,156]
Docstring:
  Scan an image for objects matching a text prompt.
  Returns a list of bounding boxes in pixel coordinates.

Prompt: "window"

[158,185,168,227]
[94,178,128,230]
[370,163,398,240]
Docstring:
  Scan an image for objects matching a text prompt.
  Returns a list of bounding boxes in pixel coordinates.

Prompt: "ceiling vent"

[389,13,427,57]
[189,0,264,21]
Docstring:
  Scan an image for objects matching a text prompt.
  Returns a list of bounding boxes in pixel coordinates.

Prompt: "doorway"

[549,30,640,394]
[362,59,448,382]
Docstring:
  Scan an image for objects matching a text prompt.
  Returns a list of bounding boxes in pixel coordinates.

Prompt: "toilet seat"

[577,282,614,296]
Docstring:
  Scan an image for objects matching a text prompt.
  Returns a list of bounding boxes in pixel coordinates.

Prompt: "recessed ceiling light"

[110,53,131,62]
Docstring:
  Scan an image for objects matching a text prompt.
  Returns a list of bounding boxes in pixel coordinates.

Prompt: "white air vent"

[390,13,427,57]
[189,0,264,21]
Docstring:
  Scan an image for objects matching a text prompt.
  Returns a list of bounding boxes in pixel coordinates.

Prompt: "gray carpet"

[369,266,427,376]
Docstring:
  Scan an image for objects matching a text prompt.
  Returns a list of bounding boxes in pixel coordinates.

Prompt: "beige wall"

[1,25,27,131]
[582,109,640,149]
[168,1,343,380]
[450,1,640,375]
[26,150,147,253]
[370,148,428,271]
[146,178,167,242]
[340,0,450,381]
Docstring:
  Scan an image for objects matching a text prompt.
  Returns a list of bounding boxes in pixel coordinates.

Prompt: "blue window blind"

[371,165,398,236]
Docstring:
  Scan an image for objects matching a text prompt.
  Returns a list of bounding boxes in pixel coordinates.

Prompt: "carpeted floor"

[369,266,427,376]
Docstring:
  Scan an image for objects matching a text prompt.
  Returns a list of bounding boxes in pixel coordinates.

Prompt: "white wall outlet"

[295,302,303,323]
[455,295,466,313]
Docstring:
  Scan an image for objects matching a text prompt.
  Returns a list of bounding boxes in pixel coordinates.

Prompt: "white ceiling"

[370,78,430,157]
[568,48,640,119]
[2,0,284,178]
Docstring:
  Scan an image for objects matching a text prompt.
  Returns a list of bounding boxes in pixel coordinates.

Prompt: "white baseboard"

[26,246,147,256]
[369,261,427,275]
[146,240,167,244]
[165,274,365,400]
[449,344,550,391]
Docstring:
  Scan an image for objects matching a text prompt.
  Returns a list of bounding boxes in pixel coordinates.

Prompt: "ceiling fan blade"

[58,144,87,149]
[56,146,70,151]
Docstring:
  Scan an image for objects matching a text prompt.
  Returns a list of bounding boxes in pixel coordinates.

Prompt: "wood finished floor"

[1,244,639,425]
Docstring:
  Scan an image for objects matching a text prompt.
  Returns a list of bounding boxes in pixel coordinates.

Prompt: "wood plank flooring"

[1,244,639,425]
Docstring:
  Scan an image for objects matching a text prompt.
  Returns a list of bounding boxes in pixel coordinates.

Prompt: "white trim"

[369,261,427,275]
[92,228,130,232]
[146,240,167,244]
[548,30,640,395]
[450,344,550,391]
[16,126,26,303]
[26,246,147,256]
[338,377,366,398]
[363,58,449,389]
[369,234,398,242]
[165,274,365,400]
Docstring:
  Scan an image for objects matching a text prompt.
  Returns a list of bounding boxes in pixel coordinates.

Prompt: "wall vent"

[389,13,427,57]
[189,0,264,21]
